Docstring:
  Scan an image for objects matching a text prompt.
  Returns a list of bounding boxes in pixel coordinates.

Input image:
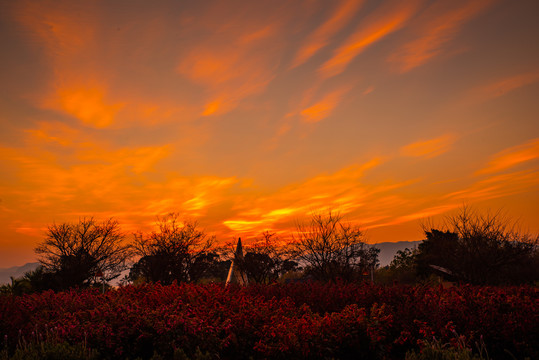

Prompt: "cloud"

[175,3,291,117]
[445,170,539,202]
[388,0,494,73]
[290,0,365,69]
[300,87,350,123]
[469,69,539,102]
[221,158,392,235]
[476,138,539,175]
[400,134,456,158]
[0,127,239,245]
[13,0,203,128]
[50,86,125,128]
[319,0,421,78]
[177,36,280,116]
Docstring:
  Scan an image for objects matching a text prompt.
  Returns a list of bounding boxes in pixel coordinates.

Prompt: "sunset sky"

[1,0,538,267]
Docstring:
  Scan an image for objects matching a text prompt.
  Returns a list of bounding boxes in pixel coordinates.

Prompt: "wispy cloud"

[388,0,494,73]
[400,134,456,158]
[51,86,124,128]
[445,170,539,202]
[290,0,364,69]
[476,138,539,175]
[300,87,350,123]
[469,69,539,102]
[221,158,392,235]
[319,0,421,78]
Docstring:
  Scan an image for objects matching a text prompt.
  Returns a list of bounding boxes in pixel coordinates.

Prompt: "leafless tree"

[35,217,130,289]
[235,232,298,284]
[130,213,215,284]
[292,211,377,282]
[419,206,539,284]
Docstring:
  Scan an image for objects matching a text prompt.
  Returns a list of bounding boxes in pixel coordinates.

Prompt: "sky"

[1,0,538,267]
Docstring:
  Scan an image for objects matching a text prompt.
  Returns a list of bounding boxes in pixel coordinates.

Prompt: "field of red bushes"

[1,282,537,359]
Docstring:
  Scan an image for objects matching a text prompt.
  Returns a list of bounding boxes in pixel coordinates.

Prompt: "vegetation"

[1,282,537,359]
[129,213,218,284]
[235,232,298,284]
[2,206,538,359]
[3,206,539,294]
[375,207,539,286]
[291,210,378,282]
[416,207,539,285]
[33,218,130,291]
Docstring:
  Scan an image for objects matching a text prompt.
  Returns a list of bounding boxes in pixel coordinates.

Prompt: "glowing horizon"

[1,0,538,267]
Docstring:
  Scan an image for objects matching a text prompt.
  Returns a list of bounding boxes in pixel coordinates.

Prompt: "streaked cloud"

[222,158,390,235]
[476,138,539,175]
[446,170,539,202]
[290,0,365,69]
[300,87,350,123]
[388,0,493,73]
[1,0,538,266]
[319,0,421,78]
[400,134,456,158]
[470,69,539,102]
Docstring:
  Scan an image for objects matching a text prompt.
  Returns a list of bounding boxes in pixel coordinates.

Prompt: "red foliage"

[1,282,537,359]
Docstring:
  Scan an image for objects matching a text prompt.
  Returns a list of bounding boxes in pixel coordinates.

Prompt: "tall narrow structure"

[226,238,248,285]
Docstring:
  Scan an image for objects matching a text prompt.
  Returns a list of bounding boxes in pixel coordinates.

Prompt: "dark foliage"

[418,207,539,285]
[34,218,130,290]
[129,213,215,284]
[292,211,378,282]
[1,283,537,360]
[234,232,299,284]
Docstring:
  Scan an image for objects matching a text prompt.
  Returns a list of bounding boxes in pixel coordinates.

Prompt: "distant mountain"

[0,262,40,285]
[372,241,422,267]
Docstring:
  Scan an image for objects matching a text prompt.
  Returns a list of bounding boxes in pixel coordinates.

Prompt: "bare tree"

[292,211,377,282]
[236,232,298,284]
[418,206,539,284]
[129,213,215,284]
[35,217,130,289]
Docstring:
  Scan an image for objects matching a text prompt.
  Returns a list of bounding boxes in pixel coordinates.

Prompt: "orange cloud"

[290,0,365,68]
[0,125,240,246]
[476,138,539,175]
[319,0,421,78]
[222,158,393,235]
[176,14,284,117]
[445,170,539,202]
[24,121,80,146]
[388,0,494,73]
[51,87,124,128]
[470,70,539,102]
[400,134,456,158]
[300,87,349,123]
[14,1,96,59]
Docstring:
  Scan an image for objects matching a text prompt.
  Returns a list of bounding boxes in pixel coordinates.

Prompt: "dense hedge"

[1,282,537,359]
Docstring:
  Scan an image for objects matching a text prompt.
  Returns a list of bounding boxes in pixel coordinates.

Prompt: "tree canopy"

[129,213,216,284]
[34,217,130,290]
[292,211,378,282]
[417,207,539,285]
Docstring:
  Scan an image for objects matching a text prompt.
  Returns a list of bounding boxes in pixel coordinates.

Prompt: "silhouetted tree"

[376,247,420,285]
[237,232,298,284]
[23,266,61,292]
[292,211,377,282]
[35,218,130,290]
[418,206,539,285]
[129,213,215,284]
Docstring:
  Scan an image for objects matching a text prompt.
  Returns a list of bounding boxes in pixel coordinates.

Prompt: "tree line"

[376,206,539,286]
[2,207,538,295]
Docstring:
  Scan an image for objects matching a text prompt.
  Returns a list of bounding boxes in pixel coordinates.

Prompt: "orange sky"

[1,0,538,267]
